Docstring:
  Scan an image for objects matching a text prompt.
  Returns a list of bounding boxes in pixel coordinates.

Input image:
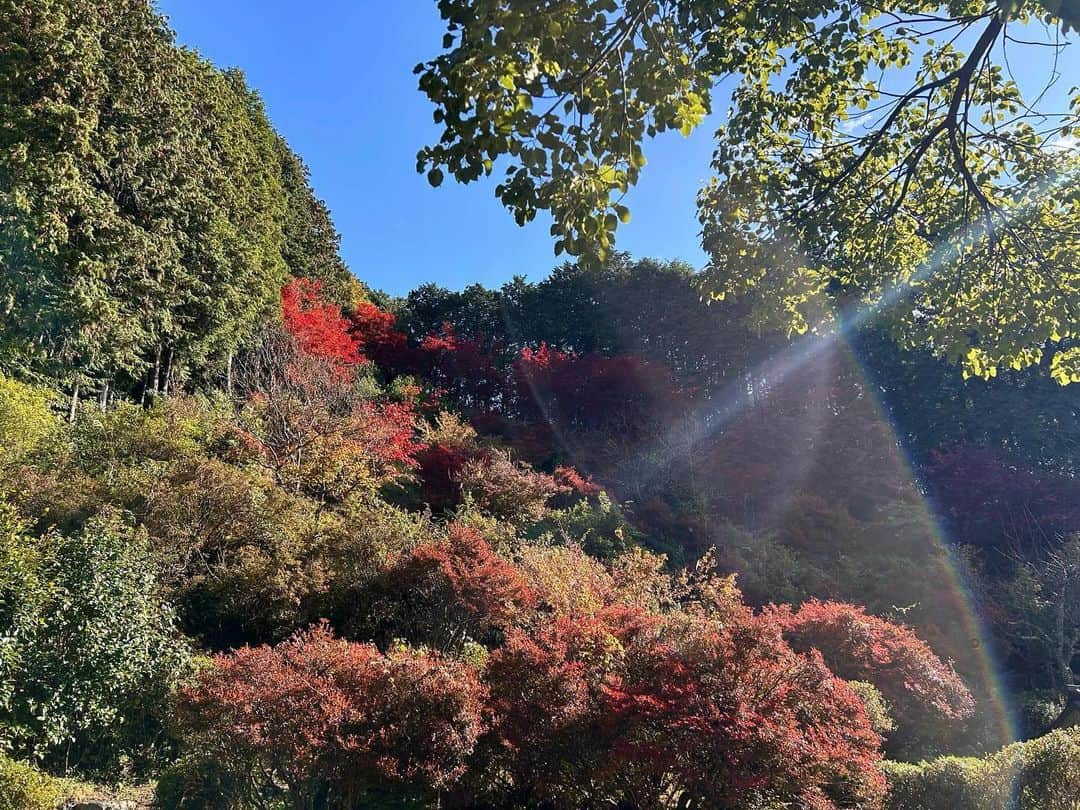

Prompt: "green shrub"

[0,376,58,468]
[0,506,190,777]
[849,680,896,735]
[883,728,1080,809]
[154,755,250,810]
[526,491,640,559]
[0,755,62,810]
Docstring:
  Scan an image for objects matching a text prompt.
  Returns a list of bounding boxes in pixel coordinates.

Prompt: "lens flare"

[596,167,1080,750]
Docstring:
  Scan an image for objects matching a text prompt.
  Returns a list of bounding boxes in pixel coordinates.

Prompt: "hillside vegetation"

[1,1,1079,808]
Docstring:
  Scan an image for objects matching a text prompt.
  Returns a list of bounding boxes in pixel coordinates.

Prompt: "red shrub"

[173,623,486,804]
[281,278,362,367]
[457,451,564,523]
[414,442,482,513]
[418,323,509,410]
[553,465,602,498]
[349,301,417,374]
[237,342,421,501]
[477,603,885,808]
[368,525,536,650]
[513,345,693,435]
[775,600,975,732]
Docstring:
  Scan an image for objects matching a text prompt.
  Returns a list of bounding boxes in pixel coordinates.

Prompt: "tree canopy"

[416,0,1080,381]
[0,0,353,403]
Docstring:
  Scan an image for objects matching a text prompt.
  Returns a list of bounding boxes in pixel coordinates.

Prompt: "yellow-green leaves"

[1051,347,1080,385]
[418,0,1080,381]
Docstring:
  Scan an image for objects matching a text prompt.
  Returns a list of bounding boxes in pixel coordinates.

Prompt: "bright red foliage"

[513,345,693,438]
[775,600,976,732]
[348,301,415,371]
[478,602,886,809]
[281,278,362,367]
[418,323,508,409]
[346,400,423,478]
[172,539,960,807]
[173,623,486,803]
[553,465,602,498]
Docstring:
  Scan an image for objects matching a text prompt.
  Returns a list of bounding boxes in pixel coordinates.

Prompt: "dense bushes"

[0,507,189,777]
[2,0,1078,793]
[170,624,486,808]
[883,728,1080,809]
[777,600,975,757]
[4,257,1078,803]
[169,548,894,810]
[0,756,63,810]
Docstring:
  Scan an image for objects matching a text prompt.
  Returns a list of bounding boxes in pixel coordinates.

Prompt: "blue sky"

[156,2,1078,297]
[155,1,715,296]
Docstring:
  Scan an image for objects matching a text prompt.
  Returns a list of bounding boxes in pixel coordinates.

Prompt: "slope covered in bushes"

[2,1,1079,807]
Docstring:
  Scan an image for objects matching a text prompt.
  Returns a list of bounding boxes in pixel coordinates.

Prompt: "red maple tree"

[774,600,976,734]
[281,278,362,367]
[174,623,487,805]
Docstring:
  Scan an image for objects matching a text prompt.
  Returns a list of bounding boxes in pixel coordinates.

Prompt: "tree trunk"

[1056,597,1069,690]
[149,344,163,399]
[226,351,234,397]
[98,381,109,413]
[163,347,174,397]
[67,381,80,423]
[156,344,167,393]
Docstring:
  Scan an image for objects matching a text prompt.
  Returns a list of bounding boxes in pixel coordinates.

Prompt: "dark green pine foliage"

[276,138,356,308]
[0,0,351,404]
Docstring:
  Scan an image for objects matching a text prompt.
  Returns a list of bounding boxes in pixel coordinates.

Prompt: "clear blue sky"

[155,2,1077,297]
[155,1,714,296]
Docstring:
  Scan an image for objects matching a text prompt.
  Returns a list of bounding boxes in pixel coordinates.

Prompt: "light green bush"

[0,506,190,777]
[0,755,62,810]
[0,376,58,467]
[883,728,1080,809]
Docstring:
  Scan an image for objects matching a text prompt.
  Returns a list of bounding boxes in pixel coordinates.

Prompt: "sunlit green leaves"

[418,0,1080,381]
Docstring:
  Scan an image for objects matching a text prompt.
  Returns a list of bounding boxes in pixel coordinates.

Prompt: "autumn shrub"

[235,337,420,505]
[409,412,486,512]
[552,464,601,499]
[412,441,476,512]
[849,681,897,735]
[472,602,887,809]
[170,623,487,808]
[776,600,975,755]
[68,397,218,474]
[348,300,416,375]
[320,496,434,615]
[353,524,535,651]
[457,449,563,524]
[882,728,1080,810]
[515,542,618,616]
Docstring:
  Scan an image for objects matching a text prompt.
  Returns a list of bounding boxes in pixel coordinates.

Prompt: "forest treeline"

[1,1,1079,808]
[0,0,355,409]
